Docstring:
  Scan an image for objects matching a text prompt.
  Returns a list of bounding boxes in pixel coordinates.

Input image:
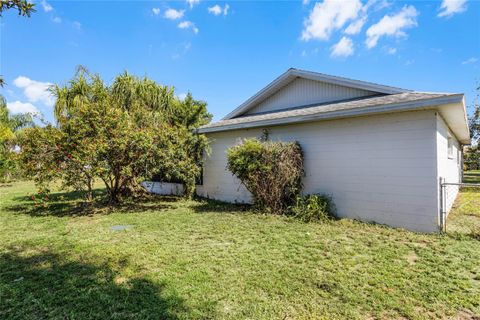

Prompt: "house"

[196,68,470,232]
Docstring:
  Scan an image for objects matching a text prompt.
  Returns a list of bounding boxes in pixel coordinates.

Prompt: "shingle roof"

[222,68,410,120]
[199,92,463,133]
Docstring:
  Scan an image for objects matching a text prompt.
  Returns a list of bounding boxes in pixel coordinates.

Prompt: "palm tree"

[0,95,34,181]
[52,67,176,126]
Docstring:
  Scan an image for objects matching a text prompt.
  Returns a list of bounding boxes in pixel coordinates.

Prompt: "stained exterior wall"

[244,78,379,116]
[197,110,441,232]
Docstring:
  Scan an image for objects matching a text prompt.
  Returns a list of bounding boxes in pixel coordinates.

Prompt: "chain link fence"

[440,177,480,232]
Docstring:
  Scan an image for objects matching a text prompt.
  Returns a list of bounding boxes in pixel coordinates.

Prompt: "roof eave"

[437,95,471,145]
[199,95,466,138]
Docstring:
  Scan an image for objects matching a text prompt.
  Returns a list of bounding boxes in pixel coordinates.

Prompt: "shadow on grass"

[0,248,190,319]
[191,197,251,214]
[5,188,182,218]
[463,171,480,184]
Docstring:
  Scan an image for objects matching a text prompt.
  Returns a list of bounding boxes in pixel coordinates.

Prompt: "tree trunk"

[85,177,93,203]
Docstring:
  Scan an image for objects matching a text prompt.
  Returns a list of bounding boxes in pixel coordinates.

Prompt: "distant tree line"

[464,85,480,171]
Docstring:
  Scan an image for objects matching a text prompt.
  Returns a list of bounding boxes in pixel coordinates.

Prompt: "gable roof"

[222,68,411,120]
[199,91,470,144]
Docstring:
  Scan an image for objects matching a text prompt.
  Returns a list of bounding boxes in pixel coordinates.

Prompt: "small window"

[447,135,454,159]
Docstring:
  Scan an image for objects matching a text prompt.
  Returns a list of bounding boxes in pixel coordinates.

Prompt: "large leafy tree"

[0,96,33,181]
[20,68,211,203]
[469,86,480,145]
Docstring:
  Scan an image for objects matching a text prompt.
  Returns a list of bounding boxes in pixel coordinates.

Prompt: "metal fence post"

[439,177,445,232]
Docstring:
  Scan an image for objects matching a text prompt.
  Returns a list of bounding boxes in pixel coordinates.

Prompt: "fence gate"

[439,178,480,232]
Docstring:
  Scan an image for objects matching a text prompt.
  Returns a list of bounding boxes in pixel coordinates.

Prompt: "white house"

[196,68,470,232]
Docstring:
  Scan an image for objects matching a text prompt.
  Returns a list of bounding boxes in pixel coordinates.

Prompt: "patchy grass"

[0,180,479,319]
[447,170,480,237]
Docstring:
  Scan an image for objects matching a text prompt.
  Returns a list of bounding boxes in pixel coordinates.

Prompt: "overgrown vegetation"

[227,138,304,214]
[289,194,334,222]
[19,68,211,203]
[0,180,479,319]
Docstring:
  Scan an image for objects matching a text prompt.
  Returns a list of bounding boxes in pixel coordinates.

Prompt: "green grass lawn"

[0,179,479,319]
[447,170,480,236]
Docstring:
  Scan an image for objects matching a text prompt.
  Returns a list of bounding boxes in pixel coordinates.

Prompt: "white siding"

[245,78,378,116]
[198,110,440,232]
[436,114,462,216]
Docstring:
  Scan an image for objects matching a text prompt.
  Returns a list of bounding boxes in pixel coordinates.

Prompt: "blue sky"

[1,0,479,123]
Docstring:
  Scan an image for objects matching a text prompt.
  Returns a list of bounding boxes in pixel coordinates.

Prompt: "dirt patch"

[450,309,480,320]
[406,252,418,265]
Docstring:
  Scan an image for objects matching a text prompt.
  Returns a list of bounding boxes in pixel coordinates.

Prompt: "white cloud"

[178,21,199,34]
[375,0,392,11]
[302,0,310,5]
[41,0,53,12]
[208,5,222,15]
[438,0,467,18]
[165,8,185,20]
[7,101,40,115]
[187,0,200,9]
[13,76,54,107]
[344,16,366,35]
[72,21,82,30]
[208,4,229,16]
[301,0,363,41]
[152,8,160,15]
[52,16,61,23]
[386,47,397,55]
[330,36,354,57]
[365,5,418,49]
[178,21,192,28]
[462,57,478,64]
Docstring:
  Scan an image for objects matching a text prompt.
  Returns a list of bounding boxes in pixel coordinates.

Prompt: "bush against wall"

[227,138,303,214]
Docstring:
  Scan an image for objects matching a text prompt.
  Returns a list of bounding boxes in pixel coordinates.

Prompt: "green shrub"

[227,138,303,214]
[289,194,334,222]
